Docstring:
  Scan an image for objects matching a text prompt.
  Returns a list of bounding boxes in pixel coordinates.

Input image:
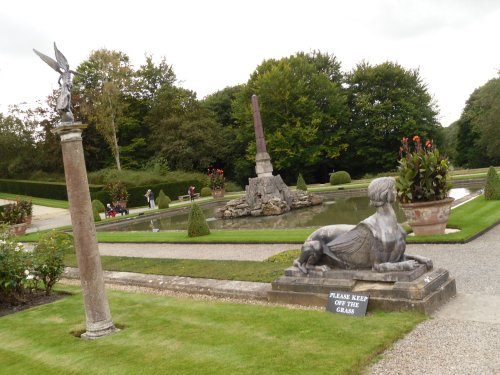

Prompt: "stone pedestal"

[268,266,456,315]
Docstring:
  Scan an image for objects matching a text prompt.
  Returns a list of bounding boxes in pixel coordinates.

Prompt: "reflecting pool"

[100,187,478,232]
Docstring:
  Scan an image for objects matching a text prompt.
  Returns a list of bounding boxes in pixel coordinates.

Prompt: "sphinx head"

[368,177,396,207]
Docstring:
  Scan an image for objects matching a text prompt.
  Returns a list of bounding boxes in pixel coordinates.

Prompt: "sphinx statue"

[293,177,433,274]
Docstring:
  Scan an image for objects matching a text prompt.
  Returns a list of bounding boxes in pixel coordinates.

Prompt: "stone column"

[251,95,274,177]
[55,123,117,339]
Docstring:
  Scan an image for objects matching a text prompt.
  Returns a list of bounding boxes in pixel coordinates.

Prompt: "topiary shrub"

[91,199,105,222]
[187,203,210,237]
[330,171,351,185]
[484,166,500,200]
[156,190,171,209]
[296,173,307,191]
[200,187,212,197]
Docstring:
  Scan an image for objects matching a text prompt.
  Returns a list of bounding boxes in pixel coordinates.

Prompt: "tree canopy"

[336,61,442,177]
[230,51,349,183]
[453,74,500,167]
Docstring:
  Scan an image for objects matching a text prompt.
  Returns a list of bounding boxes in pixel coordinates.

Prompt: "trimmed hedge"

[330,171,352,185]
[187,203,210,237]
[484,166,500,200]
[91,179,207,208]
[296,173,307,191]
[0,179,102,200]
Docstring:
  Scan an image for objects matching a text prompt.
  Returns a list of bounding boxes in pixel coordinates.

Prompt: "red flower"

[412,135,420,142]
[425,140,432,148]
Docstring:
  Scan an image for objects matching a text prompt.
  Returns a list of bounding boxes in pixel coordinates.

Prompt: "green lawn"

[0,285,425,375]
[64,251,300,283]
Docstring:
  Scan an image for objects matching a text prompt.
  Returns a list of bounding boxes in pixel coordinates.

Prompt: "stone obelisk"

[251,94,274,177]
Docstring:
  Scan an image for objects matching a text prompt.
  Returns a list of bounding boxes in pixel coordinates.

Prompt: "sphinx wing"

[325,223,373,256]
[33,49,62,74]
[53,43,69,71]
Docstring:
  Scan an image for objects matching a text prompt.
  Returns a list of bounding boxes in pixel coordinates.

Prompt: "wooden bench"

[178,193,200,201]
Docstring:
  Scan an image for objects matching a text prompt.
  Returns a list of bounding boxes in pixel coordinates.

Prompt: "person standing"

[145,189,155,209]
[149,189,155,209]
[188,185,196,201]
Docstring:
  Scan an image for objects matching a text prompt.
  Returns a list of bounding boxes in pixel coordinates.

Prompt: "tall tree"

[74,49,133,170]
[454,74,500,167]
[0,105,38,178]
[146,86,223,171]
[202,85,244,180]
[338,61,442,176]
[231,51,349,184]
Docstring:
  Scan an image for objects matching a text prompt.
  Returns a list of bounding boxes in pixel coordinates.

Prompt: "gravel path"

[369,224,500,375]
[98,243,299,261]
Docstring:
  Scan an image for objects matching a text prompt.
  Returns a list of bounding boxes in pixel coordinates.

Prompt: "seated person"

[114,204,129,215]
[106,203,116,217]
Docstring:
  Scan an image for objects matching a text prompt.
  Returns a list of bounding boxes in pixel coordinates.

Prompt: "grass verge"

[0,193,69,209]
[64,251,301,283]
[0,285,425,375]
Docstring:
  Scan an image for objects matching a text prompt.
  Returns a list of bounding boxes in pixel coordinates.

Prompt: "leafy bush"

[200,187,211,197]
[187,203,210,237]
[296,173,307,191]
[484,166,500,200]
[330,171,351,185]
[0,179,102,201]
[32,231,72,295]
[17,198,33,217]
[88,168,208,187]
[142,156,170,175]
[0,202,26,225]
[106,181,129,203]
[0,225,33,303]
[156,190,171,209]
[92,199,105,222]
[224,182,243,192]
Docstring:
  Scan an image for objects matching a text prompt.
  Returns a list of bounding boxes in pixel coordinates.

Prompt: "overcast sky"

[1,0,499,126]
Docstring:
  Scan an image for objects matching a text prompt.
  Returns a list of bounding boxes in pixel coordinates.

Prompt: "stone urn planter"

[211,189,225,198]
[9,222,28,236]
[400,197,454,236]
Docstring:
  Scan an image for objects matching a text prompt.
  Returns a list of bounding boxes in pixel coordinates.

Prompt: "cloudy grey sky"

[1,0,499,126]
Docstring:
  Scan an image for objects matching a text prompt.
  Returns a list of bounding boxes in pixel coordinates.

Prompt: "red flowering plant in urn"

[396,135,453,236]
[208,168,225,198]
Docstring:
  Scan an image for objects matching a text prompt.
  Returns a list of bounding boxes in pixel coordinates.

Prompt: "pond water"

[101,187,477,232]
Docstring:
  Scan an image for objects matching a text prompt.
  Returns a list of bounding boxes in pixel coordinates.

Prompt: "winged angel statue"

[33,43,78,123]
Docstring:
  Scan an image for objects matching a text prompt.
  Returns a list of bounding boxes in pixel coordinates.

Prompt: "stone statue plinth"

[268,267,456,314]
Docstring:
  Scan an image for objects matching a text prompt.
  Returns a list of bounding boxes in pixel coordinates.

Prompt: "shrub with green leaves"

[187,203,210,237]
[91,199,105,222]
[484,166,500,200]
[330,171,351,185]
[296,173,307,191]
[32,231,72,295]
[0,224,33,303]
[0,202,26,225]
[156,190,171,209]
[200,187,212,197]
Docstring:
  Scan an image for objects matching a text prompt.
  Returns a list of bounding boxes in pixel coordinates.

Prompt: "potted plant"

[0,202,28,236]
[208,168,225,198]
[17,198,33,225]
[106,181,129,208]
[396,135,453,236]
